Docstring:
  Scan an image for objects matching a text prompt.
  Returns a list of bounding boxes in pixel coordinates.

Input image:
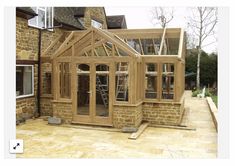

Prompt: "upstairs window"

[91,19,102,29]
[28,7,54,30]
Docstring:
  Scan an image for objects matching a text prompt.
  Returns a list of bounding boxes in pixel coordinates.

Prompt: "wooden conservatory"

[41,27,186,129]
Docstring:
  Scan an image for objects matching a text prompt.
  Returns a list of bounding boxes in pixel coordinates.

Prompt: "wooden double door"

[72,61,113,126]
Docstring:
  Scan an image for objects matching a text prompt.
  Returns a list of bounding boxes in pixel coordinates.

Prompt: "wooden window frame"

[144,63,158,100]
[115,62,130,103]
[161,63,175,101]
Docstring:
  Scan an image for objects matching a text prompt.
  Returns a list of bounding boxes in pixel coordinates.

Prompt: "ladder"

[116,63,128,101]
[96,76,108,108]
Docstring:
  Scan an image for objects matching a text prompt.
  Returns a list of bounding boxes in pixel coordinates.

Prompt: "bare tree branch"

[151,7,174,28]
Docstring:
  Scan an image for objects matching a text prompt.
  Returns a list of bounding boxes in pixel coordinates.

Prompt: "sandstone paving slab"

[16,91,217,158]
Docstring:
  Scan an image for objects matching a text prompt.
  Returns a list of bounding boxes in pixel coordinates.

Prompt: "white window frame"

[16,65,34,99]
[28,7,54,31]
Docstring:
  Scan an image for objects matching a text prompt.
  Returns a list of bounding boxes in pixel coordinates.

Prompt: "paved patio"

[16,91,217,158]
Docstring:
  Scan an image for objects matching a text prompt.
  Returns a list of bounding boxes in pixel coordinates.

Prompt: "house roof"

[16,7,38,19]
[54,7,85,30]
[107,15,127,29]
[73,7,86,18]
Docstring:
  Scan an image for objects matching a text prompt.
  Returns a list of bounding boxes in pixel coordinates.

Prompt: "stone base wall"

[113,103,142,129]
[16,97,37,118]
[40,97,53,116]
[142,100,185,126]
[52,101,72,123]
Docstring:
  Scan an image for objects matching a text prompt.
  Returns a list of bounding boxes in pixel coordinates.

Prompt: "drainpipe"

[37,24,63,117]
[37,29,42,117]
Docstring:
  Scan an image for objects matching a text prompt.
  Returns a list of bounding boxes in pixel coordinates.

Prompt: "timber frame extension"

[41,27,186,128]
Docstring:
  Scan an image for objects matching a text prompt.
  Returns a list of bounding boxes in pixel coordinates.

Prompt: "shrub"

[192,90,201,97]
[205,89,212,97]
[192,88,212,97]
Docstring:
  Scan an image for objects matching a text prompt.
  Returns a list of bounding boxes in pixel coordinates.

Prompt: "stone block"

[48,117,62,125]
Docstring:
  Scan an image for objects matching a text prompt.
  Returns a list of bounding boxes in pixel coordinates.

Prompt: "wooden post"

[91,29,94,57]
[71,62,76,117]
[159,28,166,55]
[178,28,184,59]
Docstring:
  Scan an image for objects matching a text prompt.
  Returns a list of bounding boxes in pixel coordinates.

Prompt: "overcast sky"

[105,7,217,53]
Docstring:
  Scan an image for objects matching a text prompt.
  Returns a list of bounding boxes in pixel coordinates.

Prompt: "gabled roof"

[16,7,37,19]
[52,27,140,59]
[54,7,85,30]
[107,15,127,29]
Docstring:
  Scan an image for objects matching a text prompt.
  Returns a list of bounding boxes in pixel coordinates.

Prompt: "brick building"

[16,7,110,119]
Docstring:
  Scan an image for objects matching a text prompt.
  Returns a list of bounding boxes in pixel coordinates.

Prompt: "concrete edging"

[206,97,218,132]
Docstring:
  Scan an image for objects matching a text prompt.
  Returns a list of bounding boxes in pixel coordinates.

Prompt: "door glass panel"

[96,64,109,117]
[77,64,90,115]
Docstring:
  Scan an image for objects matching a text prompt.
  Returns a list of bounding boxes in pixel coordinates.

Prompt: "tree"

[151,7,174,28]
[187,7,218,89]
[186,49,217,88]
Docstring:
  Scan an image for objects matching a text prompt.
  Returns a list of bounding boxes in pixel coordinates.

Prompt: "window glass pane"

[115,62,128,101]
[162,63,174,99]
[96,64,109,117]
[24,66,33,94]
[77,64,90,115]
[166,38,180,55]
[16,67,24,96]
[46,7,53,29]
[127,39,141,54]
[145,63,158,99]
[38,9,45,28]
[16,66,33,97]
[91,19,102,29]
[141,39,155,55]
[153,38,161,54]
